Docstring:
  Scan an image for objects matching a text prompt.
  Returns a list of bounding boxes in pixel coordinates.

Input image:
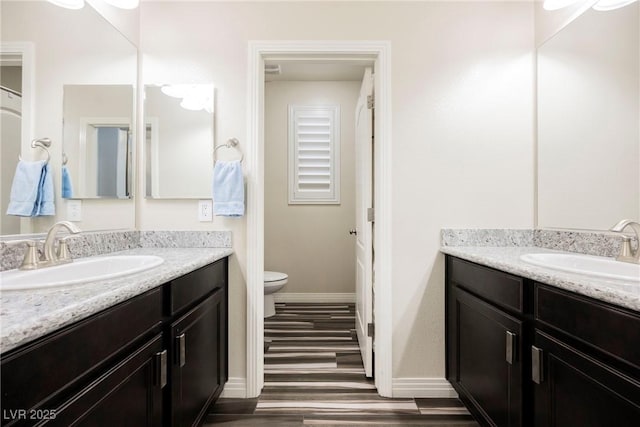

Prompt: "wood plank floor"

[205,303,479,426]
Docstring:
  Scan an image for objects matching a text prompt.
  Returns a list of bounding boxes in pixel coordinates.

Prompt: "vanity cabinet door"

[170,288,226,427]
[532,330,640,427]
[450,286,524,427]
[41,334,165,427]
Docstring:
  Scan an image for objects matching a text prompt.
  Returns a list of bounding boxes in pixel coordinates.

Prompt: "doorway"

[246,40,392,398]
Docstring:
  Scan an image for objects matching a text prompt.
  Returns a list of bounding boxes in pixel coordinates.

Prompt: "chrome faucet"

[42,221,81,266]
[610,219,640,264]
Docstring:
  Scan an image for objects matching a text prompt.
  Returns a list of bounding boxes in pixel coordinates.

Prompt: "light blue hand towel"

[61,165,73,199]
[6,160,46,216]
[34,163,55,216]
[213,160,244,217]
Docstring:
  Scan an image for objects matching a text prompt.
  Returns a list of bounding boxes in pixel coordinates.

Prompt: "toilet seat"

[265,271,288,283]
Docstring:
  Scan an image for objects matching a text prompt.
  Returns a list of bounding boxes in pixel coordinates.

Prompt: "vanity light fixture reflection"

[160,84,214,113]
[544,0,638,10]
[47,0,85,9]
[104,0,140,9]
[593,0,638,10]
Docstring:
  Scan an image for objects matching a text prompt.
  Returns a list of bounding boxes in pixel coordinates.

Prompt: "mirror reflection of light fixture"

[543,0,585,10]
[47,0,85,9]
[103,0,140,10]
[543,0,638,10]
[592,0,638,10]
[160,84,214,114]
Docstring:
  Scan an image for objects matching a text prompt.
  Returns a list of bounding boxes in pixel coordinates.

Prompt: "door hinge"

[367,323,375,338]
[155,349,167,388]
[367,208,375,222]
[367,95,374,109]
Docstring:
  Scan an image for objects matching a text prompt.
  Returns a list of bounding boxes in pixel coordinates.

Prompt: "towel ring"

[214,138,244,163]
[18,138,51,164]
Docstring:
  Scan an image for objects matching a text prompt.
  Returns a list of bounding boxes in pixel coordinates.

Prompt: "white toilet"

[264,271,288,318]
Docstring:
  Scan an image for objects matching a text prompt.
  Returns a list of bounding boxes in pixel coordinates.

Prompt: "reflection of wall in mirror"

[538,4,640,230]
[145,86,214,199]
[63,85,133,199]
[1,76,22,235]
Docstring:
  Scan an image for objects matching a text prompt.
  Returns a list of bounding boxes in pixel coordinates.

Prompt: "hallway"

[206,303,478,426]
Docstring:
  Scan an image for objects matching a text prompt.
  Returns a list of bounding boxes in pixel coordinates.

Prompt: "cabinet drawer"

[169,258,227,315]
[449,256,524,313]
[535,284,640,370]
[1,288,162,422]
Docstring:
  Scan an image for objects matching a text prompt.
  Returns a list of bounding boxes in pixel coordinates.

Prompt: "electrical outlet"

[198,200,213,222]
[67,200,82,221]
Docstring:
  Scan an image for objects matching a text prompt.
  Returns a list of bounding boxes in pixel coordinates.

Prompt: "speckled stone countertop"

[440,246,639,313]
[0,247,233,353]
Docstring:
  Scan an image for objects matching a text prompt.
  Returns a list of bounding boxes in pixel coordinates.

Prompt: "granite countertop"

[440,246,639,313]
[0,247,234,353]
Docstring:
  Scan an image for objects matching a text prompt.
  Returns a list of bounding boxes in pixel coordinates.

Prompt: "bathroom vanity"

[444,250,640,427]
[0,249,230,427]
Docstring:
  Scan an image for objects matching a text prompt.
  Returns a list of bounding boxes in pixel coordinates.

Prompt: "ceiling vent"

[264,64,281,75]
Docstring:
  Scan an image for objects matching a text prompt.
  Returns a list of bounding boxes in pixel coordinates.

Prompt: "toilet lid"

[264,271,288,282]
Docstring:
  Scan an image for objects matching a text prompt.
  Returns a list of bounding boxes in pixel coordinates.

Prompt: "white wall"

[140,1,535,388]
[1,1,137,233]
[264,80,359,295]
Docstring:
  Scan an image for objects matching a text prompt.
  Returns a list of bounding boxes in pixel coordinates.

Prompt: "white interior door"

[355,67,374,378]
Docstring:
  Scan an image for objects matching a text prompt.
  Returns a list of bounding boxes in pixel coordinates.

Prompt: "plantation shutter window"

[288,105,341,204]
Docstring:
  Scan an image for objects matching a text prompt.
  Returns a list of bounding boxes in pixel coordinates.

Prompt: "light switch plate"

[198,200,213,222]
[67,200,82,221]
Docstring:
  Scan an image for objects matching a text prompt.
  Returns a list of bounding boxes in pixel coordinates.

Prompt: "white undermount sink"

[0,255,164,291]
[520,253,640,283]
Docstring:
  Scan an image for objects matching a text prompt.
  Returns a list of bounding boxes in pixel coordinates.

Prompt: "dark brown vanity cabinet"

[167,258,228,427]
[446,255,640,427]
[532,284,640,427]
[0,256,229,427]
[446,257,526,427]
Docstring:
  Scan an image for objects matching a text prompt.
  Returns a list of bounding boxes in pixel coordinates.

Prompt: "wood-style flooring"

[205,303,479,426]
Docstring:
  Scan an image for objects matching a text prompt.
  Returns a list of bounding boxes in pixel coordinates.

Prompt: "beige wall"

[264,81,359,295]
[140,1,535,385]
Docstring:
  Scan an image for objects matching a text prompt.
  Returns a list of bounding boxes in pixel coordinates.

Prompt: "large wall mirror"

[0,0,137,235]
[144,84,214,199]
[537,3,639,230]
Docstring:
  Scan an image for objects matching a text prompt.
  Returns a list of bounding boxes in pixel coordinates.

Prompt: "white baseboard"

[220,377,247,398]
[392,378,458,398]
[274,292,356,303]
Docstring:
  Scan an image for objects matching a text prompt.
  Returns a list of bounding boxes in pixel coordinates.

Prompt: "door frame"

[246,40,393,398]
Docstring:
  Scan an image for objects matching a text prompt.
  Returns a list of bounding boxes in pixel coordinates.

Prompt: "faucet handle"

[57,237,74,263]
[5,239,42,270]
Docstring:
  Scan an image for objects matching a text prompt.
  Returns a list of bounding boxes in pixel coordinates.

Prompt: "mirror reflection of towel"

[213,160,244,217]
[62,165,74,199]
[6,160,55,217]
